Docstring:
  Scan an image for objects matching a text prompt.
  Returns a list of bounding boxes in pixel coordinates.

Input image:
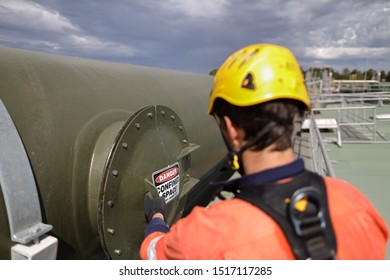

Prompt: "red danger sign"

[152,162,180,203]
[155,167,179,184]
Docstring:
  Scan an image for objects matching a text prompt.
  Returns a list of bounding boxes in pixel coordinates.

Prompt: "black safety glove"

[144,192,166,223]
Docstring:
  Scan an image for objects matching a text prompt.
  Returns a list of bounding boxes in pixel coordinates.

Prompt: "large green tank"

[0,46,227,259]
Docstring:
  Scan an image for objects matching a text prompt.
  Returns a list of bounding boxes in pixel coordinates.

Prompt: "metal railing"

[307,112,336,177]
[312,105,388,144]
[302,80,390,177]
[311,92,390,107]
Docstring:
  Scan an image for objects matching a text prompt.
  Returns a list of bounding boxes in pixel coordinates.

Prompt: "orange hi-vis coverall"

[140,159,389,260]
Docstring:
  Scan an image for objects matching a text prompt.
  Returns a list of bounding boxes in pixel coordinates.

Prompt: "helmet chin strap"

[226,121,277,175]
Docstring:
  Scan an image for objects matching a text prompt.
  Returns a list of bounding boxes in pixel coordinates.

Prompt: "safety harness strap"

[231,170,337,260]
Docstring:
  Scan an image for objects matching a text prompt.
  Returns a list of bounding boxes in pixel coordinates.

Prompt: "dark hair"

[213,98,305,151]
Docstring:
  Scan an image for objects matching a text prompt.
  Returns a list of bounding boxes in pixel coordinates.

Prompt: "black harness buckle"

[289,187,326,237]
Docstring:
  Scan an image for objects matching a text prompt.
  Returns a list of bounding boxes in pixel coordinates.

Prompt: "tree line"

[303,67,390,82]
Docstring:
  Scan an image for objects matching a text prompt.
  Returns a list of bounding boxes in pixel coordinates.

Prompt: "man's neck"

[242,147,296,175]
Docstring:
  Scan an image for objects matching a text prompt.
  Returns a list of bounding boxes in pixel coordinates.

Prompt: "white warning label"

[152,162,180,203]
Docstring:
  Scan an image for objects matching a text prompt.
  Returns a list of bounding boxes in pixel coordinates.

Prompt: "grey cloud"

[0,0,79,32]
[0,0,389,73]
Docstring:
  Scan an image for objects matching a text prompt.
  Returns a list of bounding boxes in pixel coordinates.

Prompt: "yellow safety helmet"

[208,44,310,114]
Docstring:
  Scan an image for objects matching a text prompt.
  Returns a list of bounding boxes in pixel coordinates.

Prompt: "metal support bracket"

[0,98,53,244]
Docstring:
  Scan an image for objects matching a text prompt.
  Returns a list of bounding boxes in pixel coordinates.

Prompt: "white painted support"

[11,235,58,260]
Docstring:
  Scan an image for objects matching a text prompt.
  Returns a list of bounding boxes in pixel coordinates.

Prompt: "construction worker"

[140,44,388,259]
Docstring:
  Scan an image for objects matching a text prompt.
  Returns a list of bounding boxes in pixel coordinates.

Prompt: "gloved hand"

[144,192,166,223]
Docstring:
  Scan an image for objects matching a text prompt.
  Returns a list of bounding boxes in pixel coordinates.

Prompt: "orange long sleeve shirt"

[141,162,388,260]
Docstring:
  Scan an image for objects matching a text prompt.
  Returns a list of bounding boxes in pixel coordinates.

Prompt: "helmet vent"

[228,51,245,69]
[239,49,259,69]
[242,72,255,90]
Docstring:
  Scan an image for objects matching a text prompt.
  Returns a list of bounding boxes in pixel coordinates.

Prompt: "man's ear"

[223,116,243,152]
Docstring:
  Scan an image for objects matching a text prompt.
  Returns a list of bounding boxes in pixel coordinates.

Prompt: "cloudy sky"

[1,0,390,74]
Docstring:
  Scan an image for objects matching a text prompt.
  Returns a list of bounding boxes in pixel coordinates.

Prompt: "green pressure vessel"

[0,46,227,259]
